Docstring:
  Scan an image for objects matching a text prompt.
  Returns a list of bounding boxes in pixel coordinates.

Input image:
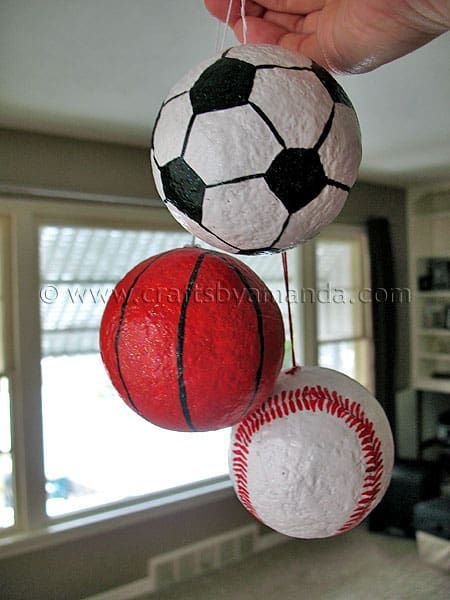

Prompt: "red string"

[282,251,297,369]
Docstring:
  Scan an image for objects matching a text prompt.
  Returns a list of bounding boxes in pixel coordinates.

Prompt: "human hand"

[205,0,450,73]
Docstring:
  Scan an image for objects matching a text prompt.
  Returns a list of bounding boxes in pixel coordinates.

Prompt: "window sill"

[0,479,233,560]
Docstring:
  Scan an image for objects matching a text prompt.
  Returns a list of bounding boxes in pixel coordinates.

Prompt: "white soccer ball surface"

[229,366,394,539]
[151,44,362,254]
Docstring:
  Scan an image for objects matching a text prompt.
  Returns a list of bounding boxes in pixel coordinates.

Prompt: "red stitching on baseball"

[231,385,384,533]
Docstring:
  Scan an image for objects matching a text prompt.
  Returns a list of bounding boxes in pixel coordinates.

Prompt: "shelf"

[410,191,450,458]
[414,377,450,393]
[419,353,450,361]
[418,328,450,337]
[417,291,450,298]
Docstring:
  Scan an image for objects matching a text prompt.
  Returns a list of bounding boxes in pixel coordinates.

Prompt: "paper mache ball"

[151,44,362,255]
[100,247,285,432]
[229,366,394,538]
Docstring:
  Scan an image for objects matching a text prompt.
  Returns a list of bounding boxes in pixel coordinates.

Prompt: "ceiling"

[1,0,449,186]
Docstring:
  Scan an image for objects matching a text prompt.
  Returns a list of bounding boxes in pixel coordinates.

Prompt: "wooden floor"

[154,526,449,600]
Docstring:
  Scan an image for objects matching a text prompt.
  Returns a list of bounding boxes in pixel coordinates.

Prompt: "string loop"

[217,0,248,52]
[240,0,248,44]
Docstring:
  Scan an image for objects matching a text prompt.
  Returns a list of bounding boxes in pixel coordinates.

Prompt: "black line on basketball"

[327,179,350,192]
[114,253,170,419]
[205,172,265,189]
[314,105,335,151]
[162,90,189,107]
[177,253,207,431]
[181,113,196,157]
[269,214,291,249]
[248,102,286,149]
[222,48,231,58]
[217,256,265,416]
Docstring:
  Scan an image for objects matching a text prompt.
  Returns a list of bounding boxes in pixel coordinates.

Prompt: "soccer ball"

[151,44,361,255]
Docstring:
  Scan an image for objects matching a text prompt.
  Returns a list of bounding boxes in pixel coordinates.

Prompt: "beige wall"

[0,128,408,599]
[0,128,158,201]
[0,495,252,600]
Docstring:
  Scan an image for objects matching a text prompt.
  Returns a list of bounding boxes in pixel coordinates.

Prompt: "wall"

[0,128,408,598]
[0,495,251,600]
[0,128,157,201]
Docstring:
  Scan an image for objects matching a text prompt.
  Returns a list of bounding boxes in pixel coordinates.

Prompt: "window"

[0,218,13,531]
[315,226,374,390]
[0,195,368,545]
[39,226,233,518]
[38,224,302,519]
[236,251,302,369]
[0,378,13,529]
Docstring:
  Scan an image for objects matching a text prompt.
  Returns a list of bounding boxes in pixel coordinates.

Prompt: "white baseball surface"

[151,44,362,254]
[229,366,394,539]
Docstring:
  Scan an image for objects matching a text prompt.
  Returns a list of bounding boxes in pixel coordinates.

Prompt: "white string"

[196,1,248,249]
[218,0,234,52]
[217,0,248,52]
[240,0,248,45]
[215,17,223,52]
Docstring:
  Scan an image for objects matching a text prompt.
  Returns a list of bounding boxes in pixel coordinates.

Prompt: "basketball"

[100,247,285,431]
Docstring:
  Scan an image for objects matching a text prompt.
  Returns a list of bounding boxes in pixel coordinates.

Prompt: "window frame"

[0,216,14,533]
[314,224,374,391]
[0,193,371,557]
[0,195,240,556]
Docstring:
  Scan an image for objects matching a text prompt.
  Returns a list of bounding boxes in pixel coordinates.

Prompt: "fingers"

[205,0,331,71]
[302,10,320,34]
[263,10,304,32]
[249,0,325,14]
[204,0,265,25]
[280,32,342,72]
[233,15,288,44]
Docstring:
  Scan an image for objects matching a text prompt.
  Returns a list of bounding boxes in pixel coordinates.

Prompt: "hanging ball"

[151,44,362,255]
[100,247,285,432]
[229,366,394,538]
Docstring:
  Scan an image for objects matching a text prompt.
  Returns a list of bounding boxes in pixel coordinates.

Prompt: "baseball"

[229,366,394,538]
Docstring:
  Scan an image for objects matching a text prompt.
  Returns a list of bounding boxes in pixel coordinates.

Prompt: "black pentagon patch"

[311,63,353,108]
[160,158,205,224]
[265,148,327,213]
[190,58,256,115]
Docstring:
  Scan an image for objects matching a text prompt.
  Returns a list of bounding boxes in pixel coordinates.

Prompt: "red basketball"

[100,247,285,431]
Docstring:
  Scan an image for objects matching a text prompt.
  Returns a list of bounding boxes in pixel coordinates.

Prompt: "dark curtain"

[367,218,397,448]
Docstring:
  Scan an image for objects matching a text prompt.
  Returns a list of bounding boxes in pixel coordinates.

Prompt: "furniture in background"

[408,188,450,459]
[369,459,441,537]
[414,496,450,571]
